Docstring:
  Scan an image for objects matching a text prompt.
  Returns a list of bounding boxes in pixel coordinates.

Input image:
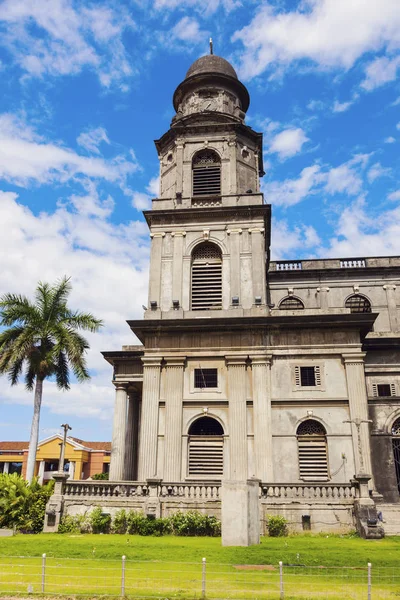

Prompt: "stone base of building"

[43,478,396,538]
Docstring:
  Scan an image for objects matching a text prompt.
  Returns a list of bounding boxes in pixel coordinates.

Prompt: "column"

[3,462,9,474]
[163,357,185,481]
[343,354,373,477]
[137,358,162,481]
[124,390,140,480]
[383,284,398,332]
[317,287,330,309]
[226,355,248,480]
[171,232,185,307]
[109,383,128,481]
[228,230,242,302]
[251,355,273,482]
[148,233,164,307]
[68,461,75,480]
[38,460,45,485]
[228,140,237,194]
[250,229,265,303]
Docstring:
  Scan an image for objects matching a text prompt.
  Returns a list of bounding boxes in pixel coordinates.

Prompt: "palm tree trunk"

[25,377,44,483]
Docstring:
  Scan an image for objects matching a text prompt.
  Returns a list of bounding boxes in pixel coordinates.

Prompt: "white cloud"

[131,192,152,210]
[325,154,369,196]
[0,0,135,87]
[147,176,160,197]
[233,0,400,79]
[0,189,150,418]
[77,127,110,155]
[324,198,400,258]
[307,99,325,112]
[397,122,400,130]
[172,17,206,43]
[153,0,239,14]
[391,96,400,106]
[333,100,353,113]
[268,127,309,160]
[385,136,396,143]
[388,190,400,201]
[271,219,321,259]
[367,162,391,183]
[361,55,400,91]
[263,165,322,207]
[0,113,139,188]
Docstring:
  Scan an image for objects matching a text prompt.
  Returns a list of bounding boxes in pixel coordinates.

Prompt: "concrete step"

[378,504,400,535]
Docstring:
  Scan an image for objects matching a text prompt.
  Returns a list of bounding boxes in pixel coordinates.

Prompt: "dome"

[185,55,238,80]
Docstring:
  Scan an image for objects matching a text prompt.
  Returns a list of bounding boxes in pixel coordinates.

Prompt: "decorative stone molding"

[171,231,186,237]
[150,232,166,238]
[227,228,242,235]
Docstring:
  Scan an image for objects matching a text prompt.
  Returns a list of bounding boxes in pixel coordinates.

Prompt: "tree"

[0,277,103,482]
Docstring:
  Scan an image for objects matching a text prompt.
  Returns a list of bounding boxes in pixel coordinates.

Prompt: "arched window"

[297,419,329,481]
[392,417,400,494]
[188,416,224,477]
[345,294,371,313]
[191,242,222,310]
[279,297,304,310]
[192,150,221,197]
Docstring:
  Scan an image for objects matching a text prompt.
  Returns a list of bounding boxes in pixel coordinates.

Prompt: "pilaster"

[228,230,242,302]
[137,358,162,481]
[124,390,140,480]
[172,232,186,307]
[343,353,373,479]
[383,284,398,332]
[317,287,330,310]
[226,355,248,480]
[249,228,265,303]
[250,354,273,482]
[148,233,164,306]
[163,357,186,481]
[109,383,128,481]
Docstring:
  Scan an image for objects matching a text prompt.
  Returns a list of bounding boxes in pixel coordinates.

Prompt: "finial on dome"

[209,37,213,55]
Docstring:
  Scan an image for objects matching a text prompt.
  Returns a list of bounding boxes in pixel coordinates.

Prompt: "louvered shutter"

[391,383,396,396]
[188,436,223,476]
[298,436,329,481]
[315,365,321,386]
[372,383,378,397]
[191,243,222,310]
[192,150,221,197]
[294,366,301,386]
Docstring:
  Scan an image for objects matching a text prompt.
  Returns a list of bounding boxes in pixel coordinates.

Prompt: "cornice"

[144,204,271,228]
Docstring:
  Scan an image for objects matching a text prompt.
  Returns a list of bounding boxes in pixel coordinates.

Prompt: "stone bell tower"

[144,52,270,318]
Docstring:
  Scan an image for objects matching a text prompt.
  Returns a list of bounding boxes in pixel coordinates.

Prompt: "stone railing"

[62,480,356,503]
[260,483,357,503]
[158,483,221,499]
[64,481,150,498]
[63,480,221,500]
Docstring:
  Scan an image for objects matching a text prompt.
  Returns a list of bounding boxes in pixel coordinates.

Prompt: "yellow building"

[0,435,110,482]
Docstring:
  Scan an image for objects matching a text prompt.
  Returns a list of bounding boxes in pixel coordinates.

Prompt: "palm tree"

[0,277,103,482]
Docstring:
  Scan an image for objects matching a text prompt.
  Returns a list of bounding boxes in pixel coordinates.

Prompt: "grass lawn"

[0,534,399,599]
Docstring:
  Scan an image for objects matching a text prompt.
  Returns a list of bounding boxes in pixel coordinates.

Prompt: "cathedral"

[45,52,400,538]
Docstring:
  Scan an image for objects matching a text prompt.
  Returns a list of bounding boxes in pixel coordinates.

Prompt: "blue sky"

[1,0,400,442]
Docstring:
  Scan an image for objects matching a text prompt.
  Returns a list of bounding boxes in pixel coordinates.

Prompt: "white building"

[45,53,400,537]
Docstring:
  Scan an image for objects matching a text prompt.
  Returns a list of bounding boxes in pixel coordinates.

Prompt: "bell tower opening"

[192,149,221,198]
[191,242,222,311]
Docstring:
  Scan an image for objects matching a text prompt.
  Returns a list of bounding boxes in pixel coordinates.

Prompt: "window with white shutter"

[297,420,329,481]
[372,383,397,397]
[188,417,224,477]
[191,242,222,310]
[192,150,221,197]
[294,365,322,388]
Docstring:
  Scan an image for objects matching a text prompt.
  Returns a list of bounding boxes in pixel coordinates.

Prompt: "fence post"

[41,553,46,593]
[279,561,284,599]
[121,555,126,597]
[202,557,206,599]
[367,562,372,600]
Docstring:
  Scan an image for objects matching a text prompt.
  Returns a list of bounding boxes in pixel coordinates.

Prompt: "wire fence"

[0,555,399,598]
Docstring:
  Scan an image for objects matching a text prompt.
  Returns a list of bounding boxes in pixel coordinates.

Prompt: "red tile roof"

[0,442,27,451]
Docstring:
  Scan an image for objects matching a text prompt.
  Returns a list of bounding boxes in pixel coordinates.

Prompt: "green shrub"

[266,515,288,537]
[0,473,53,533]
[89,507,111,533]
[170,511,220,537]
[112,509,128,534]
[92,472,109,480]
[126,511,171,536]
